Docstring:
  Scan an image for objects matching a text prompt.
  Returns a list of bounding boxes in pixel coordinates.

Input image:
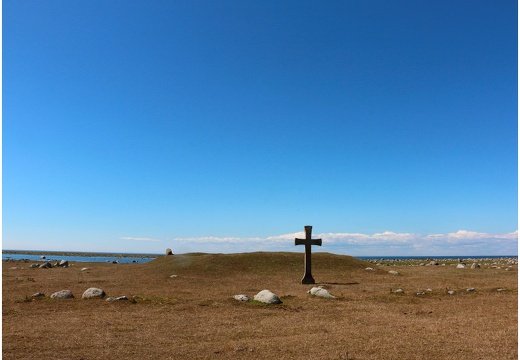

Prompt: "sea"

[2,251,517,264]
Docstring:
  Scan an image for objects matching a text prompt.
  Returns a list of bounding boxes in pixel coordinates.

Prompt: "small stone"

[82,288,106,299]
[253,290,282,304]
[497,288,507,292]
[81,267,89,271]
[365,267,375,271]
[388,270,399,275]
[116,296,128,301]
[430,261,439,266]
[308,287,336,299]
[29,264,39,268]
[32,292,45,298]
[456,264,466,269]
[170,275,178,278]
[416,292,426,296]
[233,294,250,302]
[106,297,116,302]
[447,290,455,295]
[40,262,53,269]
[50,290,74,299]
[392,289,404,294]
[466,288,476,292]
[470,263,480,269]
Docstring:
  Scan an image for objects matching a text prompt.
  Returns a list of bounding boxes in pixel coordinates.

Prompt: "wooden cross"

[295,225,322,284]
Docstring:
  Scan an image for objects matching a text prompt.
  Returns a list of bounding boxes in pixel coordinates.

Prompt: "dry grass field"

[3,252,517,359]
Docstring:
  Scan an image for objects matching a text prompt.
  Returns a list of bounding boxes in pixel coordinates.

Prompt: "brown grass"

[3,252,517,359]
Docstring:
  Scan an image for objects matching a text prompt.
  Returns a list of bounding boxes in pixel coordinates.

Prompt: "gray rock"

[116,296,128,301]
[365,267,375,271]
[388,270,400,275]
[58,260,69,267]
[106,297,116,302]
[82,288,106,299]
[29,263,39,268]
[308,287,336,299]
[466,288,476,292]
[456,264,466,269]
[253,290,282,304]
[430,261,439,266]
[50,290,74,299]
[233,294,250,302]
[32,292,45,298]
[392,289,404,294]
[497,288,507,292]
[447,290,455,295]
[40,262,53,269]
[81,267,89,271]
[470,263,480,269]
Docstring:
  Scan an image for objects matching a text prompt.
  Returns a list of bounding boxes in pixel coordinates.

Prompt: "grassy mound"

[144,252,371,277]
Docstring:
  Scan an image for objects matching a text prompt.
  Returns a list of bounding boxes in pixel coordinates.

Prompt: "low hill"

[144,252,371,278]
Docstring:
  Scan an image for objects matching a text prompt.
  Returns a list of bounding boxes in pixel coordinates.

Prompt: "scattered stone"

[456,264,466,269]
[308,286,336,299]
[116,296,128,301]
[40,256,46,259]
[106,297,116,302]
[112,260,119,264]
[253,290,282,304]
[82,288,106,299]
[32,292,45,298]
[430,261,439,266]
[233,294,250,302]
[29,264,39,268]
[365,267,375,271]
[81,267,90,271]
[165,248,173,255]
[416,292,426,296]
[58,260,69,267]
[426,288,433,292]
[466,288,476,292]
[447,290,456,295]
[497,288,507,292]
[40,262,53,269]
[50,290,74,299]
[392,289,404,294]
[170,275,178,278]
[470,263,480,269]
[9,267,18,270]
[388,270,400,275]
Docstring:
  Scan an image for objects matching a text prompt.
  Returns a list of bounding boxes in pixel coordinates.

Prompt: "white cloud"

[121,237,162,242]
[165,229,518,256]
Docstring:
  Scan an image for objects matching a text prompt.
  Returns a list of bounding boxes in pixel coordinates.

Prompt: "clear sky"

[3,1,518,256]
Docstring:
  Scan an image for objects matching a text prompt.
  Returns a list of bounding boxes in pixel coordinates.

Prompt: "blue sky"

[3,1,518,256]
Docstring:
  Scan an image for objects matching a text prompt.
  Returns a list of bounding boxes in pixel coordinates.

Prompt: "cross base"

[301,274,316,284]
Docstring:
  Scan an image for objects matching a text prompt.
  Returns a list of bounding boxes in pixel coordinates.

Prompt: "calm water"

[2,253,157,263]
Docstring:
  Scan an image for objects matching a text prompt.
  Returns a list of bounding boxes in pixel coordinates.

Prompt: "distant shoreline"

[2,249,516,260]
[2,249,160,258]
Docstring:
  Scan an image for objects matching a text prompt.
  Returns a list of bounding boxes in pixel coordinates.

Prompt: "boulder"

[308,287,336,299]
[50,290,74,299]
[470,263,480,269]
[40,262,53,269]
[233,294,250,302]
[165,248,173,255]
[456,264,466,269]
[82,288,106,299]
[253,290,282,304]
[58,260,69,267]
[430,261,439,266]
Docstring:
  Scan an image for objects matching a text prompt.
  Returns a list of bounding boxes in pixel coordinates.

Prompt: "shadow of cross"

[295,225,322,284]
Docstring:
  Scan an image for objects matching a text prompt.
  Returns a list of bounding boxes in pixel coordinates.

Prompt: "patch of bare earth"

[3,253,517,359]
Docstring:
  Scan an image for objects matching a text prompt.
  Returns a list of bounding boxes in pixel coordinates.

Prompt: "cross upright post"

[295,225,322,284]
